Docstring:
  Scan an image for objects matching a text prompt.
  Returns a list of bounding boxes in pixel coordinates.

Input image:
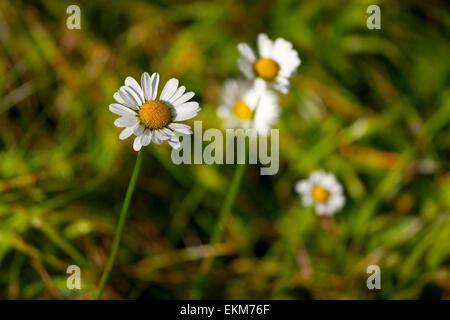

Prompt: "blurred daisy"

[217,78,279,135]
[237,33,300,94]
[295,170,345,216]
[109,72,200,151]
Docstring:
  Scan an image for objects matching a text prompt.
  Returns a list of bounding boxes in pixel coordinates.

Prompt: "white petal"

[272,80,289,94]
[114,116,139,128]
[253,90,279,133]
[271,38,293,60]
[277,55,301,77]
[167,138,181,150]
[217,105,231,118]
[120,86,142,107]
[329,181,343,194]
[152,130,165,144]
[257,33,273,57]
[310,171,326,184]
[253,78,267,93]
[277,59,293,73]
[295,180,310,195]
[119,126,135,140]
[125,76,145,102]
[133,136,142,151]
[174,110,199,121]
[238,59,254,79]
[172,91,195,106]
[160,78,179,101]
[175,101,199,114]
[141,72,152,101]
[140,129,153,146]
[134,124,145,136]
[168,123,192,134]
[115,91,138,110]
[150,73,160,100]
[331,194,346,210]
[109,103,136,117]
[160,127,176,139]
[301,194,313,206]
[315,204,329,215]
[173,102,200,121]
[322,175,337,190]
[113,92,126,105]
[237,43,256,62]
[120,86,145,106]
[322,201,338,215]
[168,86,186,104]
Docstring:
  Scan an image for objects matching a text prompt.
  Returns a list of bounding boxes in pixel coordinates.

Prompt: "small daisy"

[217,78,279,135]
[109,72,200,151]
[237,33,301,94]
[295,170,345,216]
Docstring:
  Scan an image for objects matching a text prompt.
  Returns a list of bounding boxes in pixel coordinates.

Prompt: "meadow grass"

[0,0,449,299]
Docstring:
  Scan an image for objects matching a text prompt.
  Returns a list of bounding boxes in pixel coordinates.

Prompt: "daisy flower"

[217,78,279,135]
[237,33,301,94]
[109,72,200,151]
[295,170,345,216]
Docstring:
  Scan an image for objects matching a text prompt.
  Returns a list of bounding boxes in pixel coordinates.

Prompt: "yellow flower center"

[254,58,279,81]
[311,185,329,203]
[138,100,172,129]
[232,99,253,120]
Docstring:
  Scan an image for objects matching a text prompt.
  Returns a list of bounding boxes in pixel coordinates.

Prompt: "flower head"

[237,33,301,94]
[110,72,200,151]
[217,78,279,135]
[295,170,345,216]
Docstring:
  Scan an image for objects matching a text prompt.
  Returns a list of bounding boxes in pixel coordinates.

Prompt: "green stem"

[95,150,143,299]
[200,163,246,273]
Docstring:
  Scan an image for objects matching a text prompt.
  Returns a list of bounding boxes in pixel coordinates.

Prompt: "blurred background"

[0,0,449,299]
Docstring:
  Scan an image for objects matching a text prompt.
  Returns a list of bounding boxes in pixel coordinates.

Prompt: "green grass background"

[0,0,449,299]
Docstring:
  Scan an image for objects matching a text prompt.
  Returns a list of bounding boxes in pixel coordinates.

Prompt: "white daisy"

[109,72,200,151]
[295,170,345,216]
[237,33,301,94]
[217,78,279,135]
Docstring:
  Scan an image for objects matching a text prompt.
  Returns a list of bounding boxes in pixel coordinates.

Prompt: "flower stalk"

[95,150,143,299]
[200,162,246,274]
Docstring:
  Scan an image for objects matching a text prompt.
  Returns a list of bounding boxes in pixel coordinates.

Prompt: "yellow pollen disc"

[138,100,172,129]
[254,58,279,81]
[232,99,253,120]
[311,185,329,203]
